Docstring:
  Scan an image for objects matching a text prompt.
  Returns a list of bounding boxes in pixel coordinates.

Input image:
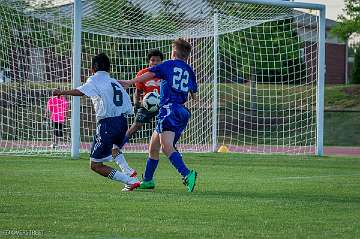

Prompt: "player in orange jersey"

[131,49,163,137]
[112,49,163,177]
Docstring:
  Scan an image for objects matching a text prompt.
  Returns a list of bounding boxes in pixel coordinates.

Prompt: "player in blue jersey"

[119,38,198,192]
[53,53,140,191]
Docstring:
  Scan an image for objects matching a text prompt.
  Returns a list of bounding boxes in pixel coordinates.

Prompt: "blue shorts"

[90,115,128,162]
[156,104,190,146]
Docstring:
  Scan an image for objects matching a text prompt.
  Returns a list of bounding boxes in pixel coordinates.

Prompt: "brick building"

[324,18,348,84]
[299,14,347,84]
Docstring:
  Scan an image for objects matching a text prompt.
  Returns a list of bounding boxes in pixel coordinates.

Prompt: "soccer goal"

[0,0,325,156]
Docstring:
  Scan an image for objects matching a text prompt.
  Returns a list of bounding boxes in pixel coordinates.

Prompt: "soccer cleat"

[121,185,131,192]
[122,174,139,191]
[183,170,198,192]
[121,181,140,192]
[138,180,155,189]
[129,170,137,178]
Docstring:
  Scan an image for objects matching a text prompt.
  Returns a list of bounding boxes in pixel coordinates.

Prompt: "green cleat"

[183,170,198,192]
[138,179,155,189]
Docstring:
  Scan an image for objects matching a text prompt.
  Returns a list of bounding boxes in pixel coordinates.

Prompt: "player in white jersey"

[53,53,140,191]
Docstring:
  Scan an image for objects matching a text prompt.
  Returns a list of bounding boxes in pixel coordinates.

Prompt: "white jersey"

[77,71,133,121]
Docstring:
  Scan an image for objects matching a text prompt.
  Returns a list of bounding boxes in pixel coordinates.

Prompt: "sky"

[296,0,345,20]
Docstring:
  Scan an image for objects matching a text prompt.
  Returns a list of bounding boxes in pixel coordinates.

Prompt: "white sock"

[108,169,136,184]
[114,152,133,175]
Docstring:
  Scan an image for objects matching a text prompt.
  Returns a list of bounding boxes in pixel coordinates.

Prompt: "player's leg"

[139,131,161,189]
[111,108,148,157]
[160,131,197,192]
[111,123,142,159]
[149,131,161,160]
[90,161,116,176]
[90,119,140,191]
[160,131,190,177]
[111,114,139,177]
[57,122,64,146]
[124,107,153,143]
[52,122,59,148]
[112,147,137,177]
[90,160,139,191]
[112,115,140,191]
[127,122,144,139]
[159,105,197,192]
[90,156,139,189]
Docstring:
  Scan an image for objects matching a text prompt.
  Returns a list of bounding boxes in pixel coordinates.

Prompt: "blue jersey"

[149,59,197,107]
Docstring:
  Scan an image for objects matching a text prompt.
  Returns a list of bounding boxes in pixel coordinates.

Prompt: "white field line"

[276,174,360,180]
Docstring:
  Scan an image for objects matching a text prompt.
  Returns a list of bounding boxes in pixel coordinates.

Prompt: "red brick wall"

[326,43,346,84]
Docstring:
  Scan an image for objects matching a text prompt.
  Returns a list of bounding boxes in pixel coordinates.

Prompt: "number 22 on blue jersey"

[172,67,189,92]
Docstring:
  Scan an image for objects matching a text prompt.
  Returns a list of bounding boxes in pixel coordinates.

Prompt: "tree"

[206,1,306,83]
[332,0,360,83]
[219,18,306,84]
[0,0,72,85]
[331,0,360,41]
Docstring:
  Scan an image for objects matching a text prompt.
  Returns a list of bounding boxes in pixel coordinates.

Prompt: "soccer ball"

[143,91,160,112]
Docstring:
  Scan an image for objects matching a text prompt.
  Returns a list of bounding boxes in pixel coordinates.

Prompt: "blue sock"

[143,158,159,181]
[168,151,190,177]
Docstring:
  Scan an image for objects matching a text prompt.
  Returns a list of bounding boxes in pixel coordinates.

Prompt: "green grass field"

[1,153,360,239]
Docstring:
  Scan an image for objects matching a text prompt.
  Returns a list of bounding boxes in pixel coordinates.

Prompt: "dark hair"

[147,49,164,61]
[92,53,110,72]
[172,38,192,59]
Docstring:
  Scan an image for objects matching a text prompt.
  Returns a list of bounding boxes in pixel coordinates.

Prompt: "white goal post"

[71,0,82,159]
[0,0,326,156]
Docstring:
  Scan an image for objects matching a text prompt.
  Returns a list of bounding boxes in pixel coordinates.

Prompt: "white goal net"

[0,0,325,155]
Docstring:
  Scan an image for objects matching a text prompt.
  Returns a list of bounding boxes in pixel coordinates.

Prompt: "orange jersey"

[135,68,161,96]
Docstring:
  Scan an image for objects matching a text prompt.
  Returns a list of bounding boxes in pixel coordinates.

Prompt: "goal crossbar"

[227,0,325,11]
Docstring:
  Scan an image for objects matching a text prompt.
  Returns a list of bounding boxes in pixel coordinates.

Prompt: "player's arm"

[119,62,165,88]
[118,72,155,89]
[53,89,84,96]
[189,70,198,102]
